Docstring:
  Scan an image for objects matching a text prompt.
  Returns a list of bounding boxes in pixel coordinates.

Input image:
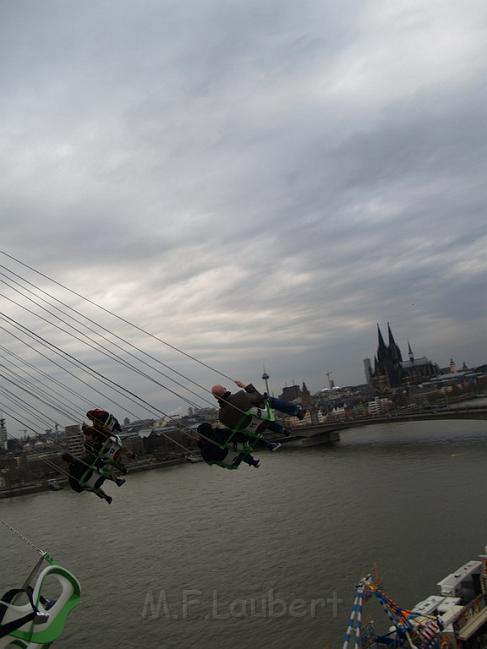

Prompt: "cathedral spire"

[387,322,403,362]
[377,323,388,363]
[387,322,395,345]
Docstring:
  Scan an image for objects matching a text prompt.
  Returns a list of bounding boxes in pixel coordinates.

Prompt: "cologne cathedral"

[370,323,438,393]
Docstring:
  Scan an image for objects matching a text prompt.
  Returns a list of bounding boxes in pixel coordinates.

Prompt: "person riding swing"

[61,452,122,504]
[211,379,307,438]
[83,409,135,476]
[196,422,281,470]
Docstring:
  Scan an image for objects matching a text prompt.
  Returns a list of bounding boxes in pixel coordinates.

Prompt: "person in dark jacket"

[196,423,280,469]
[211,380,307,433]
[83,409,135,474]
[61,452,114,503]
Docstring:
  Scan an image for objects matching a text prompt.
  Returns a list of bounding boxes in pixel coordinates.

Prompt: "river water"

[1,409,487,649]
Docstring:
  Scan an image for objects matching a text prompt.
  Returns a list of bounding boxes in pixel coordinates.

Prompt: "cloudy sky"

[1,0,486,428]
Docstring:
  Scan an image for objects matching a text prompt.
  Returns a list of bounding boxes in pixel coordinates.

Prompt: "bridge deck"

[284,406,487,442]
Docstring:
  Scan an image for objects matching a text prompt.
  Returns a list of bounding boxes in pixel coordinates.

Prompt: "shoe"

[115,478,126,487]
[252,459,260,468]
[296,408,307,421]
[270,442,281,452]
[105,495,113,504]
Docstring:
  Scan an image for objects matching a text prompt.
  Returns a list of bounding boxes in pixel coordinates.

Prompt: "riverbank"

[0,482,47,498]
[0,455,190,499]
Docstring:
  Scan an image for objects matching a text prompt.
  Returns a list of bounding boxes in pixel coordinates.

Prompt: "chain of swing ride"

[0,343,196,490]
[0,251,275,645]
[0,250,266,486]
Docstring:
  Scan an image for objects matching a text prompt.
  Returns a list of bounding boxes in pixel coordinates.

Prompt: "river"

[1,412,487,649]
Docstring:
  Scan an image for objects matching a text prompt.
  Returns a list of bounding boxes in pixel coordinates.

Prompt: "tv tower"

[326,371,335,390]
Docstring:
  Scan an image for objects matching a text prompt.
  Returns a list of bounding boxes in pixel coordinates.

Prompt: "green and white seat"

[0,558,80,649]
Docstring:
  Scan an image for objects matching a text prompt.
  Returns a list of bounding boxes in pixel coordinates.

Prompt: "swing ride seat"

[96,434,123,465]
[0,562,80,649]
[222,403,277,450]
[207,446,252,470]
[205,404,276,470]
[78,464,106,490]
[77,435,125,490]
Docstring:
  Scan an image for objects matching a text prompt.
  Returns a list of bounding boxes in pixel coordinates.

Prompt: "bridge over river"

[283,405,487,447]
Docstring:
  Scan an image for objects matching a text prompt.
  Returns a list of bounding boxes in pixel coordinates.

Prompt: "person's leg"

[231,453,244,467]
[255,437,281,452]
[268,396,299,416]
[99,489,112,504]
[268,397,307,420]
[94,488,112,504]
[240,453,260,468]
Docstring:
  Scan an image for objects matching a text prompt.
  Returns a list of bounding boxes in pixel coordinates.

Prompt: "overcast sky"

[1,0,486,429]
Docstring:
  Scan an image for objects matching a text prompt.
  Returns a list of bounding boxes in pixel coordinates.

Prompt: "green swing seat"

[0,557,80,649]
[210,404,277,470]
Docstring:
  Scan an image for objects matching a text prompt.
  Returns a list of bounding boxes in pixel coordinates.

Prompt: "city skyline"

[0,315,484,442]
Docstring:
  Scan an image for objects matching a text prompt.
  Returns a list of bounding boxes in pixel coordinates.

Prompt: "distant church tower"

[371,323,404,393]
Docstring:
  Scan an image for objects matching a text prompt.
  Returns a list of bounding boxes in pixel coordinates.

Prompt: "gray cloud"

[0,0,486,432]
